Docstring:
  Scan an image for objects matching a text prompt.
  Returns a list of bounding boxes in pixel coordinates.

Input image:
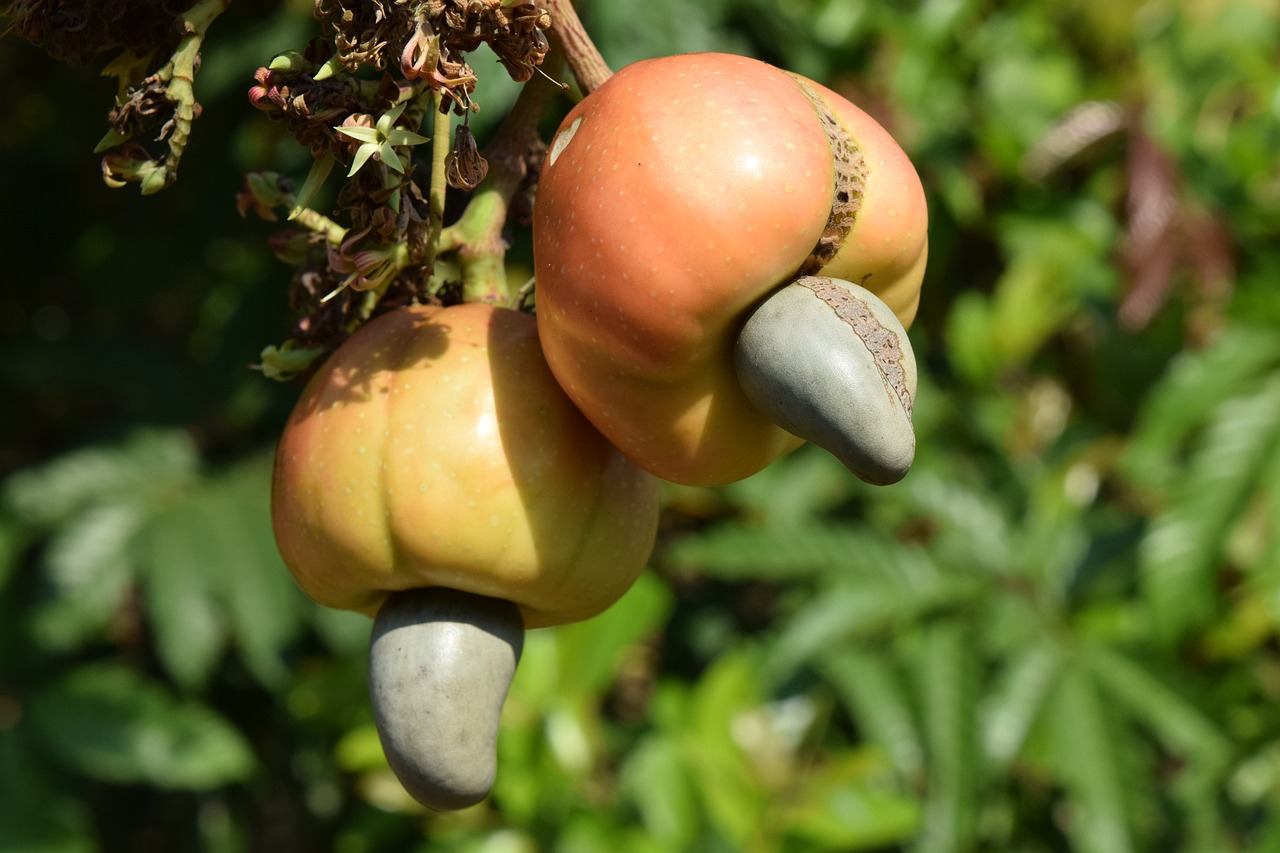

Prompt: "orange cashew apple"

[534,52,927,486]
[271,303,660,809]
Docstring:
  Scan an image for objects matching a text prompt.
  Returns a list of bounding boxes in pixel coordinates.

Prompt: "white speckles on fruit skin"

[533,52,925,486]
[270,304,661,629]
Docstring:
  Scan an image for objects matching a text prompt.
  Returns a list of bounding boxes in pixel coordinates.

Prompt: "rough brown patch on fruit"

[796,276,913,416]
[791,77,869,276]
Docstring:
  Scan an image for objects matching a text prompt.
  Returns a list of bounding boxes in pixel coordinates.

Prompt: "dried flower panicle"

[1,0,188,63]
[315,0,550,113]
[250,40,399,158]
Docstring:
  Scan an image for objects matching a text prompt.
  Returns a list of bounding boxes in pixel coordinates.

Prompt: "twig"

[541,0,612,94]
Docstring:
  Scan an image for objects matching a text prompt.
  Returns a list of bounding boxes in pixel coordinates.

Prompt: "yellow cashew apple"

[270,302,661,630]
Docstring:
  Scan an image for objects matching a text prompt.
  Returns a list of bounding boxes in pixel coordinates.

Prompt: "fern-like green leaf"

[1085,644,1230,768]
[666,522,903,582]
[29,502,147,652]
[913,619,981,853]
[1,429,198,528]
[898,468,1016,575]
[1139,374,1280,642]
[1048,662,1135,853]
[1086,643,1230,848]
[1125,326,1280,493]
[821,650,924,781]
[981,636,1064,769]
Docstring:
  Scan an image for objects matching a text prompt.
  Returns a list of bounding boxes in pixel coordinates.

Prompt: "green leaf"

[897,468,1015,575]
[287,152,335,221]
[2,429,198,528]
[667,522,911,582]
[0,513,21,590]
[821,650,924,780]
[1086,644,1230,847]
[786,750,921,850]
[140,500,229,690]
[135,456,300,690]
[1124,325,1280,493]
[912,620,981,853]
[202,459,305,689]
[1048,662,1135,853]
[29,664,255,789]
[618,735,700,847]
[1139,375,1280,641]
[981,637,1064,770]
[1085,644,1230,769]
[29,501,146,651]
[0,731,95,853]
[552,571,672,699]
[665,517,936,584]
[678,650,770,846]
[769,582,945,676]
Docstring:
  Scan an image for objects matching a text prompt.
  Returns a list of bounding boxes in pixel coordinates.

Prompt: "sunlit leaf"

[1048,662,1135,853]
[1124,326,1280,493]
[1,429,198,528]
[28,501,144,651]
[552,571,672,699]
[821,651,924,780]
[981,636,1064,770]
[785,749,921,850]
[618,735,700,847]
[912,619,981,853]
[1139,375,1280,641]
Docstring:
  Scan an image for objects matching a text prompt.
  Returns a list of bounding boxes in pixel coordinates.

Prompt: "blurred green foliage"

[3,0,1280,850]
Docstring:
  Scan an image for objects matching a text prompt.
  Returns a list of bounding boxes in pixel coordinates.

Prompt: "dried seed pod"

[446,124,489,190]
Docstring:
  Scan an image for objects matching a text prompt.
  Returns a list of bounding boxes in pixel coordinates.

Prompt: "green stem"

[292,207,348,245]
[148,0,229,193]
[423,93,452,273]
[439,58,565,304]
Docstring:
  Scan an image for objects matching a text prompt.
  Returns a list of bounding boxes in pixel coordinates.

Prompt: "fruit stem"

[438,55,564,304]
[422,92,452,275]
[543,0,612,94]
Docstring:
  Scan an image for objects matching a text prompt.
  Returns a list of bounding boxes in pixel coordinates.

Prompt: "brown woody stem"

[542,0,612,94]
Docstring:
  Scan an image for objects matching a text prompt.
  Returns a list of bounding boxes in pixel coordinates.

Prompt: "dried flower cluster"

[1,0,188,62]
[249,40,397,157]
[316,0,550,112]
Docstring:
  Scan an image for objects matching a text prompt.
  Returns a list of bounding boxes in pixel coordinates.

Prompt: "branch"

[541,0,612,95]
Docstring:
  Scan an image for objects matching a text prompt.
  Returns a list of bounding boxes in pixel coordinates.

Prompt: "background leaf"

[28,665,255,790]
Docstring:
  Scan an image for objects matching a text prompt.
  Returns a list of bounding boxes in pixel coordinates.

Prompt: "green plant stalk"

[150,0,230,193]
[292,207,347,245]
[440,57,565,304]
[423,93,451,276]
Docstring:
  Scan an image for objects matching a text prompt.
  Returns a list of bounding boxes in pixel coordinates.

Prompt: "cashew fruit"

[533,52,927,486]
[271,302,660,809]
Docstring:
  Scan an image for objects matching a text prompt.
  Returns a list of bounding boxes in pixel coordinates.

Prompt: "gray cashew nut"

[369,587,524,811]
[734,276,918,485]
